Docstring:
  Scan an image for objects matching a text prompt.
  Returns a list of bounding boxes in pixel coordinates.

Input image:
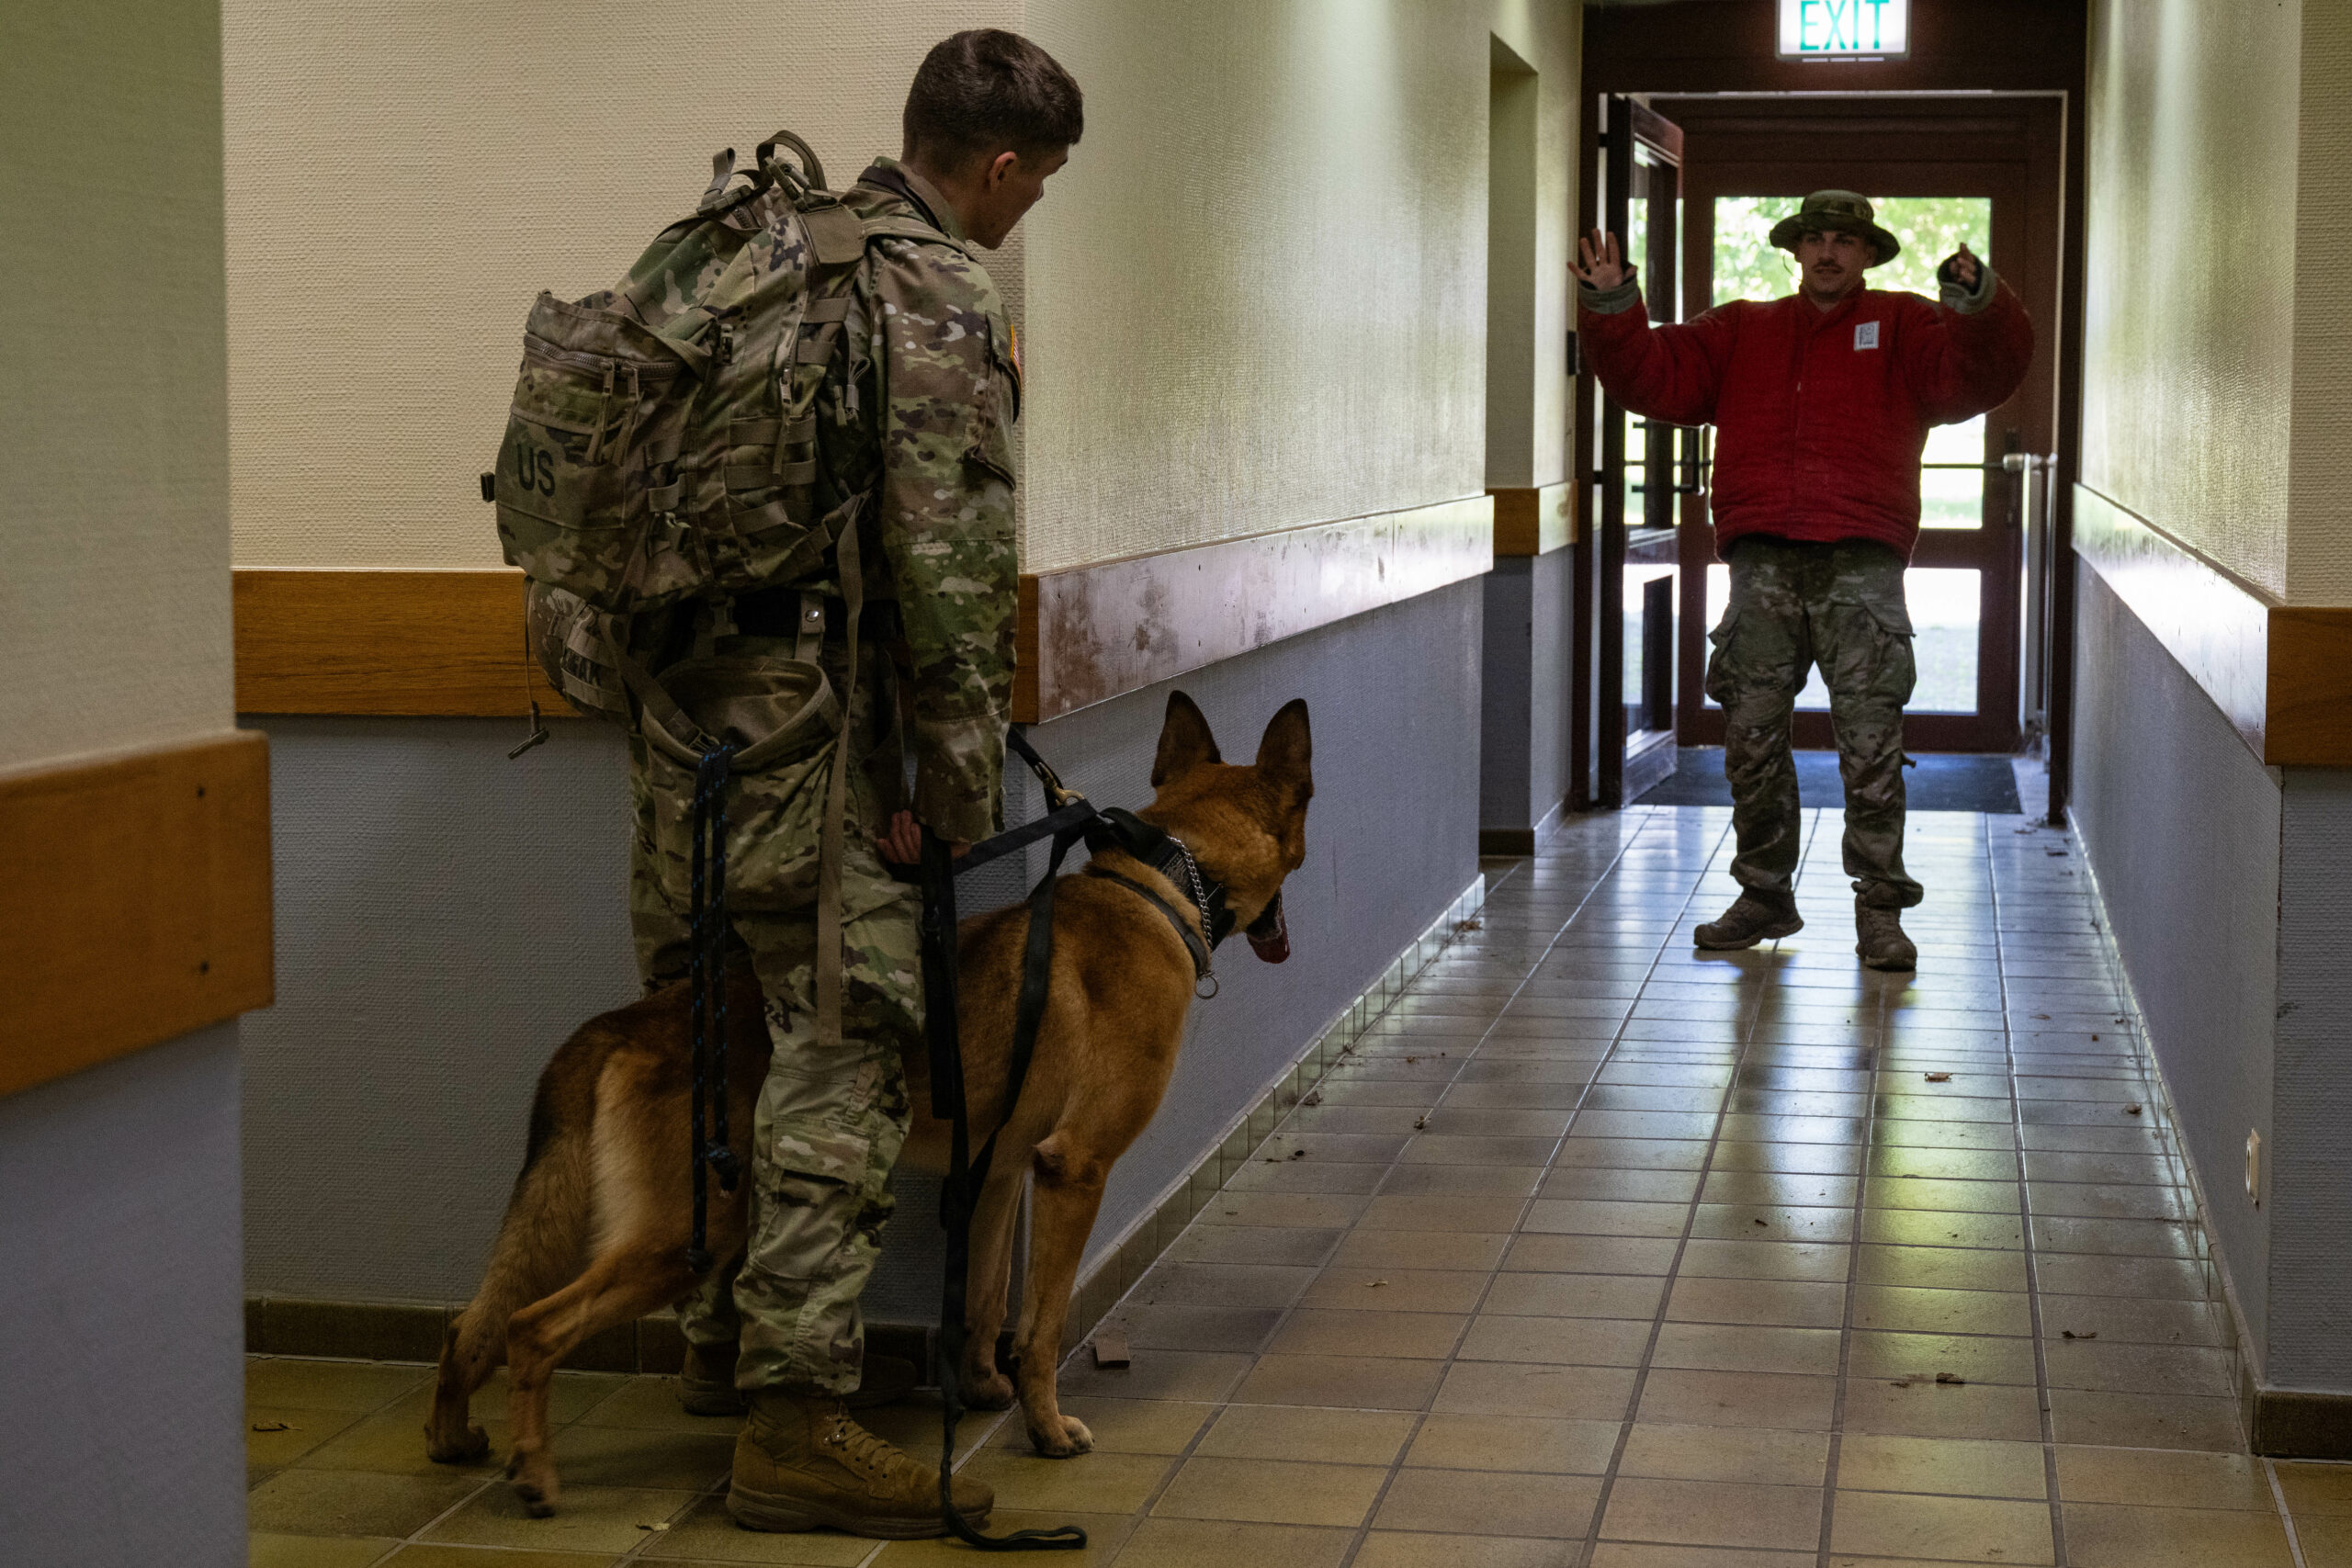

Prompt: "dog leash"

[684,744,744,1274]
[918,728,1097,1551]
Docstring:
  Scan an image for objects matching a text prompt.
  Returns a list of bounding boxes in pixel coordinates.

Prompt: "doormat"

[1634,747,2023,813]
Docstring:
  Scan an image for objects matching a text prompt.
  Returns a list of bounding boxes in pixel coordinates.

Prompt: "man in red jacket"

[1574,191,2033,970]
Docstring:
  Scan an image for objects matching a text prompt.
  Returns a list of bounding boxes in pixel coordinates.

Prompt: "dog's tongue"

[1246,899,1292,964]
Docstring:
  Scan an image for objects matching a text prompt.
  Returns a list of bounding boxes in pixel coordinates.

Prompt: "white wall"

[223,0,1018,570]
[2081,0,2298,597]
[3,2,234,767]
[1018,0,1491,570]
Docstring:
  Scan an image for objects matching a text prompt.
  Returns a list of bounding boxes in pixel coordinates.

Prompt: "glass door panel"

[1921,414,1986,530]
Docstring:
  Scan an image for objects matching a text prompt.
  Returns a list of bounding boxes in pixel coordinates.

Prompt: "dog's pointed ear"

[1254,699,1313,795]
[1151,691,1222,785]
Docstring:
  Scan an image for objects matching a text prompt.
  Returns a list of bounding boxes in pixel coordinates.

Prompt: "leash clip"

[507,700,551,760]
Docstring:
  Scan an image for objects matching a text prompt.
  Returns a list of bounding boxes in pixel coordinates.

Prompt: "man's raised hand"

[1941,242,1982,289]
[1573,229,1628,291]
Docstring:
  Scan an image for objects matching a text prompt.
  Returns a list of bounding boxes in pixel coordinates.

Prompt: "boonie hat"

[1769,190,1900,263]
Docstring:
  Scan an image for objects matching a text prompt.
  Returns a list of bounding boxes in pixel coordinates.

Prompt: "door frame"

[1577,96,1686,809]
[1655,95,2068,755]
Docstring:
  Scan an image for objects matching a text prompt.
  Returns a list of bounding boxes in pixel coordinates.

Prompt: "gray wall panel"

[0,1027,246,1565]
[1011,579,1486,1274]
[243,581,1482,1314]
[1527,547,1574,831]
[1481,559,1533,826]
[241,716,640,1304]
[2071,568,2279,1368]
[2271,769,2352,1391]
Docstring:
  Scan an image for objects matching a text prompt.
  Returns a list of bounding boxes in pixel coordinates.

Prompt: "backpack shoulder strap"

[859,213,973,259]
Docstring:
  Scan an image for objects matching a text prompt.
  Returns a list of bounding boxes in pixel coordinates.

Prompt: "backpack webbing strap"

[814,506,864,1055]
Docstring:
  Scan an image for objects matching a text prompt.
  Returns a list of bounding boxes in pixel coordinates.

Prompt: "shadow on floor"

[1636,746,2022,813]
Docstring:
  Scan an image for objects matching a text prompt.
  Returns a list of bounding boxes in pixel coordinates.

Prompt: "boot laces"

[820,1407,926,1485]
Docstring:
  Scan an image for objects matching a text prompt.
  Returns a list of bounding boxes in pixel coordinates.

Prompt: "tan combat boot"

[682,1345,919,1417]
[1856,902,1917,972]
[1692,890,1803,951]
[679,1339,742,1416]
[728,1388,992,1539]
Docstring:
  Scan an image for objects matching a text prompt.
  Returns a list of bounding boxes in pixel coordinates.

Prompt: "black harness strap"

[916,726,1276,1550]
[919,761,1091,1551]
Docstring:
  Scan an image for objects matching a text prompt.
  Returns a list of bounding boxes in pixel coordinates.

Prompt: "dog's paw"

[1026,1414,1095,1459]
[965,1371,1016,1411]
[424,1422,491,1465]
[504,1453,560,1517]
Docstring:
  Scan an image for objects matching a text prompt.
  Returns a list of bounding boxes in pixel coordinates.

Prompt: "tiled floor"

[252,806,2352,1566]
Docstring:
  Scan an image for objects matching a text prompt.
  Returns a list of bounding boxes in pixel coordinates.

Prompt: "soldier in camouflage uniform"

[625,30,1080,1540]
[1575,192,2033,970]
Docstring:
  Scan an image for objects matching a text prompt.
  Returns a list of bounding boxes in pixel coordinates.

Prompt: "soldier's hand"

[876,810,923,866]
[1940,243,1982,288]
[875,809,968,865]
[1573,229,1628,291]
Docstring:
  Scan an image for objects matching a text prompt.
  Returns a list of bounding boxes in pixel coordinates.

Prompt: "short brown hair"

[903,29,1083,168]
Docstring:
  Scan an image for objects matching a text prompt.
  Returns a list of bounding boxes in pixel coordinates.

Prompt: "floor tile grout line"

[1323,814,1671,1568]
[2266,1455,2314,1568]
[1992,813,2073,1568]
[1813,819,1894,1568]
[1572,808,1775,1568]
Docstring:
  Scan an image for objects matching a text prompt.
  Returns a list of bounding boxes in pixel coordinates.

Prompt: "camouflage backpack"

[486,130,933,722]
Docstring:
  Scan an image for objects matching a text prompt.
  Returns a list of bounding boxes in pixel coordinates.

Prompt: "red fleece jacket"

[1579,279,2034,558]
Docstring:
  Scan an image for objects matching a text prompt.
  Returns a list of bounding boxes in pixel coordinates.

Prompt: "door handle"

[1675,425,1710,496]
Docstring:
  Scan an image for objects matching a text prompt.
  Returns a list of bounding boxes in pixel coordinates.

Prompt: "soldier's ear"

[1152,692,1221,785]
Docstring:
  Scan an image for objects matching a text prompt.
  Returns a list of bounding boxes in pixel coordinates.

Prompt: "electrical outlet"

[2246,1130,2262,1206]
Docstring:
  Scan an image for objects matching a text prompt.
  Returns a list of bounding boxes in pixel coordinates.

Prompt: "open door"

[1587,96,1697,807]
[1659,97,2064,756]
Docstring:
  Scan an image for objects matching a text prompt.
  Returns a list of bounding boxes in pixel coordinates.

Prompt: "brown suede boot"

[1856,902,1917,972]
[681,1347,919,1417]
[1692,890,1804,951]
[728,1388,992,1539]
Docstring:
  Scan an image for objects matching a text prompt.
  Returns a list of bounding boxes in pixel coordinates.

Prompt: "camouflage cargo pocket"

[1702,605,1739,707]
[1860,595,1918,705]
[963,374,1017,489]
[639,651,850,914]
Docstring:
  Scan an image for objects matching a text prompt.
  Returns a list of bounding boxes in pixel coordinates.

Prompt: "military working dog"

[425,692,1312,1514]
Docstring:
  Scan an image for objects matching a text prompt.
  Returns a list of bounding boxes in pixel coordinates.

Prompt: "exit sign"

[1779,0,1911,58]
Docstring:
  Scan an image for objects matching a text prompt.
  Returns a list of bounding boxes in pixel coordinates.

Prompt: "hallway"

[247,807,2352,1566]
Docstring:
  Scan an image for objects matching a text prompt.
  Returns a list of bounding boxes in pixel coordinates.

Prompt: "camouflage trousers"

[1704,537,1924,909]
[627,639,920,1396]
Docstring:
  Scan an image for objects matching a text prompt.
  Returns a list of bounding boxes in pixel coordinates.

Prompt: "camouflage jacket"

[823,158,1019,845]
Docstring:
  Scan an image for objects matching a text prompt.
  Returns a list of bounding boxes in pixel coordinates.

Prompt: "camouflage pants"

[1704,537,1924,909]
[628,639,919,1396]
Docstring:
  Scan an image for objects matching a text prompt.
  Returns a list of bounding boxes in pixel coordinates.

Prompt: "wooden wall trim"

[2072,484,2352,769]
[2072,485,2274,760]
[1,731,274,1098]
[236,569,560,716]
[1014,495,1494,724]
[241,502,1495,728]
[2267,608,2352,767]
[1490,483,1575,557]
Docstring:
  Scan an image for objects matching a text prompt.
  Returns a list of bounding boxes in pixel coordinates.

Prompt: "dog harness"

[910,731,1282,1551]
